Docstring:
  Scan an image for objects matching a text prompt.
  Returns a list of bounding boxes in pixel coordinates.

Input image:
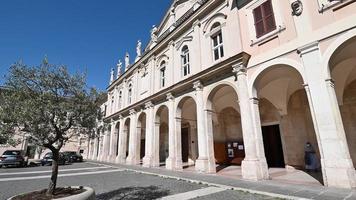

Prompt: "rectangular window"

[160,67,166,88]
[182,49,190,77]
[212,32,224,61]
[253,0,276,38]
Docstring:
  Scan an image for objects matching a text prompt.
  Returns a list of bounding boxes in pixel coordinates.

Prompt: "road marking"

[160,187,227,200]
[0,166,110,176]
[0,169,123,182]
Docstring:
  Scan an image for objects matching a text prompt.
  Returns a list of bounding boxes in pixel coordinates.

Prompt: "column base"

[241,159,270,181]
[115,155,126,164]
[142,156,153,168]
[126,156,140,165]
[322,159,356,188]
[165,157,176,170]
[195,157,216,173]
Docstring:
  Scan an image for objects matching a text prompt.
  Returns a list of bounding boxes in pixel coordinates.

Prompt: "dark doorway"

[140,139,145,159]
[262,125,285,168]
[181,127,189,163]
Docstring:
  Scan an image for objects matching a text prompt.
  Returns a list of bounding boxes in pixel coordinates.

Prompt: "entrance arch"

[137,112,147,163]
[206,84,245,172]
[328,35,356,168]
[124,118,130,160]
[155,105,169,167]
[252,64,323,184]
[176,96,199,169]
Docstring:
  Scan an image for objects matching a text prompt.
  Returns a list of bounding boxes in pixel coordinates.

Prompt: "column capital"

[145,101,154,109]
[118,114,124,120]
[297,41,320,56]
[193,80,203,91]
[166,92,175,101]
[325,78,335,88]
[110,119,117,126]
[193,19,201,28]
[168,40,175,47]
[129,109,136,116]
[250,97,259,105]
[232,63,247,76]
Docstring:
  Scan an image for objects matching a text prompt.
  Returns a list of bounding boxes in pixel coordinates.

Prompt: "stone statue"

[136,40,142,59]
[151,25,158,42]
[117,60,122,78]
[125,52,130,71]
[110,68,114,84]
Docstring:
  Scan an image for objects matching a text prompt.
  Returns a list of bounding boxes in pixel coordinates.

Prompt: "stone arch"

[249,58,307,98]
[203,13,227,34]
[155,105,170,166]
[322,28,356,80]
[137,112,147,161]
[156,54,169,67]
[123,118,131,158]
[176,95,199,168]
[205,81,239,110]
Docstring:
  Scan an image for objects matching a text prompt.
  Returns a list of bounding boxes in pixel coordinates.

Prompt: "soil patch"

[11,187,86,200]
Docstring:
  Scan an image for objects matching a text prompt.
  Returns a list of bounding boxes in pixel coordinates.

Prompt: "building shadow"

[96,186,170,200]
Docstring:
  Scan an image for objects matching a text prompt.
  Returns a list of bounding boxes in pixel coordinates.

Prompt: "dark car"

[41,152,68,166]
[63,151,83,162]
[0,150,27,168]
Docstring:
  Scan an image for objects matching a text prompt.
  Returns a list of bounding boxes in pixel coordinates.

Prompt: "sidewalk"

[88,161,356,200]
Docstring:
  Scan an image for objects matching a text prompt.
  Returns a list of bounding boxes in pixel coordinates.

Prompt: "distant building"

[92,0,356,189]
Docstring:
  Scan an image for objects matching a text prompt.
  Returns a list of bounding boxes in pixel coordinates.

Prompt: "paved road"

[0,162,278,200]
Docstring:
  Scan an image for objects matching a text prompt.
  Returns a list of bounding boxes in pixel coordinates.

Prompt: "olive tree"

[0,60,101,195]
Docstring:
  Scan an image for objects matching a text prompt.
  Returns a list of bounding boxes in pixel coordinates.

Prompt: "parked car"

[41,152,68,166]
[0,150,27,168]
[63,151,83,162]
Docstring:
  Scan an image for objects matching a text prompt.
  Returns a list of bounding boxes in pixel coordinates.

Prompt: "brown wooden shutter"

[253,0,277,38]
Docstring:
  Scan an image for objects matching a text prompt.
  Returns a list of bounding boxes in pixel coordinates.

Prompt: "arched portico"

[206,84,244,173]
[137,112,147,164]
[252,64,323,184]
[328,35,356,171]
[154,105,170,168]
[176,96,199,171]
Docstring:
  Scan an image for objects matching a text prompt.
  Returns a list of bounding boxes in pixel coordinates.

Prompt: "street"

[0,162,275,200]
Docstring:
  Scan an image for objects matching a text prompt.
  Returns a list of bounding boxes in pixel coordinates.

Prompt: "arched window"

[211,23,224,61]
[128,83,132,104]
[118,90,122,109]
[181,45,190,77]
[159,61,166,88]
[111,95,114,113]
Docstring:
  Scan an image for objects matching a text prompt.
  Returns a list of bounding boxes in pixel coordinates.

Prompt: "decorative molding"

[193,80,203,91]
[144,101,154,109]
[325,78,335,88]
[166,92,175,101]
[176,36,193,50]
[129,109,136,115]
[297,41,320,56]
[250,97,260,105]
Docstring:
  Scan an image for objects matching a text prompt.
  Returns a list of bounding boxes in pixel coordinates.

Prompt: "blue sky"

[0,0,172,90]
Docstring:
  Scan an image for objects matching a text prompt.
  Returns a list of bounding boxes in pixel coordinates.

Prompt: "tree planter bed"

[8,186,95,200]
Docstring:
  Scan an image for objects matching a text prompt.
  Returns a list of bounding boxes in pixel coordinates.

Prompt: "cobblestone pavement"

[89,161,356,200]
[0,162,282,200]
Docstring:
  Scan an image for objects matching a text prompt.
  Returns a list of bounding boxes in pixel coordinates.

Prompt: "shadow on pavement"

[96,186,170,200]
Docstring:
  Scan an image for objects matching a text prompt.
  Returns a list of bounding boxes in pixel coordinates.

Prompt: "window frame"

[159,61,166,88]
[181,45,191,77]
[127,83,133,105]
[211,26,224,61]
[252,0,276,38]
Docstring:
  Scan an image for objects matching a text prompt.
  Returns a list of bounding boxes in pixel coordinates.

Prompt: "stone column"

[233,63,269,181]
[87,138,92,160]
[92,137,99,160]
[116,116,126,163]
[97,135,103,161]
[108,120,118,162]
[126,110,140,165]
[152,115,160,167]
[193,81,215,173]
[299,42,356,188]
[168,41,175,85]
[143,102,155,167]
[101,128,110,162]
[34,146,42,159]
[204,109,217,173]
[166,93,179,170]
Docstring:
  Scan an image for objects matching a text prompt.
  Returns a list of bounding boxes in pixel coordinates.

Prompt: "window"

[181,46,190,77]
[128,83,132,104]
[111,95,114,113]
[211,24,224,61]
[159,62,166,88]
[253,0,276,38]
[118,90,122,109]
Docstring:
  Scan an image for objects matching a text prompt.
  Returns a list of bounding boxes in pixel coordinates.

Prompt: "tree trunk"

[46,150,59,196]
